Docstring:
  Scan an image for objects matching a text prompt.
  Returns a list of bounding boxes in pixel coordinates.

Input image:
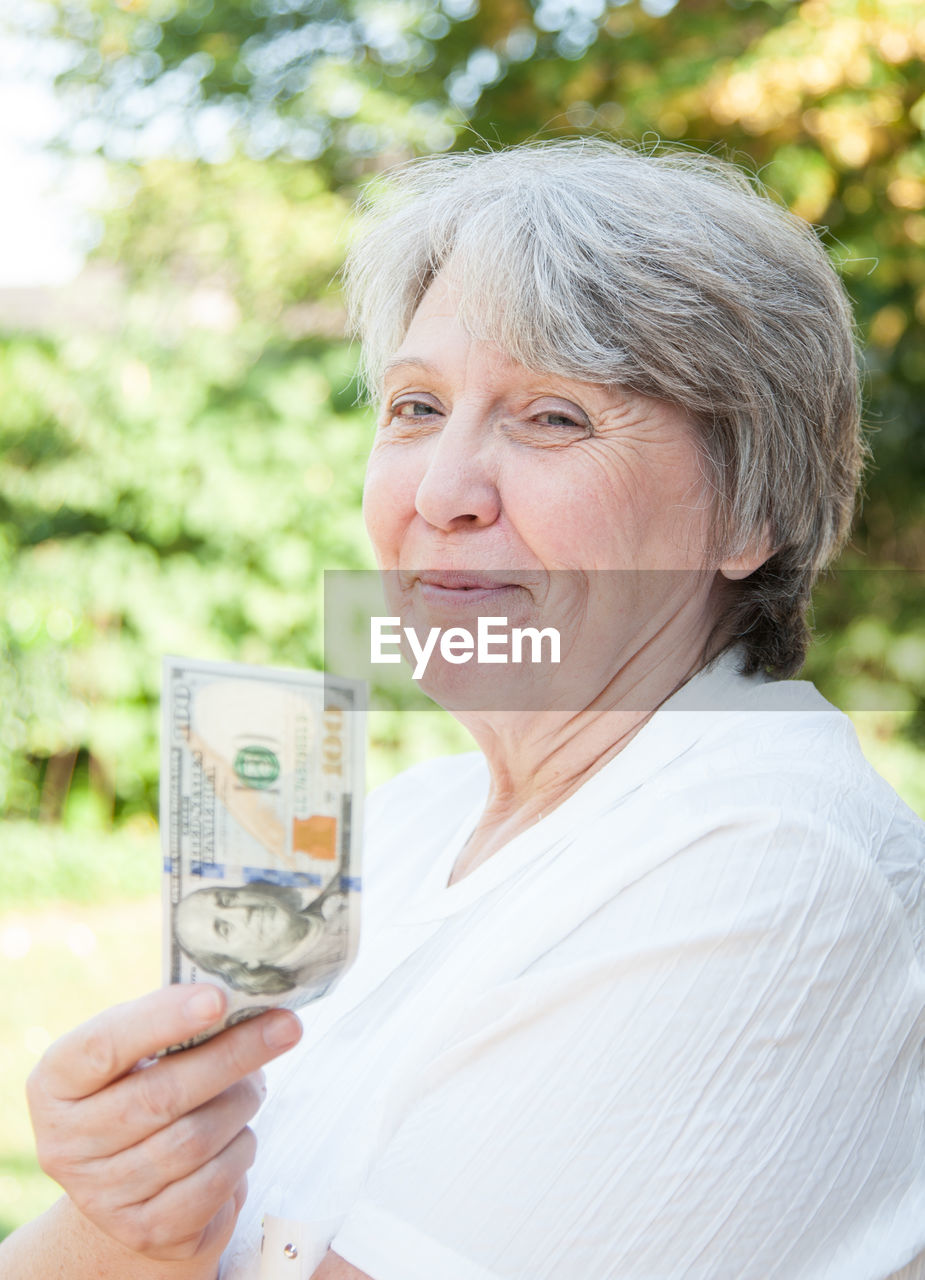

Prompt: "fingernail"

[262,1013,301,1050]
[184,986,224,1024]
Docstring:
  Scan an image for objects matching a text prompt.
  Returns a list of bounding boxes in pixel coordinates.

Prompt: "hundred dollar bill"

[160,656,366,1050]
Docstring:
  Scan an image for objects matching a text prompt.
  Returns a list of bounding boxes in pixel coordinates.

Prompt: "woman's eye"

[391,400,438,420]
[528,406,591,434]
[536,411,581,428]
[214,919,231,940]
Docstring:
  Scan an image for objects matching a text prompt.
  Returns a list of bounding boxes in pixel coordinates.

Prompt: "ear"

[719,524,774,582]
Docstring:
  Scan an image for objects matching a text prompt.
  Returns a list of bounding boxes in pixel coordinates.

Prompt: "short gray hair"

[342,138,864,677]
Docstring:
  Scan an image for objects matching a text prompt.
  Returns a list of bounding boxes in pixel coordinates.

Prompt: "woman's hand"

[25,984,302,1267]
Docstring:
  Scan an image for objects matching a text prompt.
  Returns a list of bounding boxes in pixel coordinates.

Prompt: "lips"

[416,570,519,591]
[408,570,528,611]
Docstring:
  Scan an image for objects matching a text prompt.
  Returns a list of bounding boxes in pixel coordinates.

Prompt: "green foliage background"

[2,0,925,829]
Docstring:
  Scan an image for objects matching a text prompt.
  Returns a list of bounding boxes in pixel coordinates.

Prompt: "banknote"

[160,656,366,1050]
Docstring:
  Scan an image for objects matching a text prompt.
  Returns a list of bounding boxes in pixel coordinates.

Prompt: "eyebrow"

[379,355,606,407]
[381,356,439,381]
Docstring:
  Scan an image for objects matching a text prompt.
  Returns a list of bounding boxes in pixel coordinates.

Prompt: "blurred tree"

[1,0,923,823]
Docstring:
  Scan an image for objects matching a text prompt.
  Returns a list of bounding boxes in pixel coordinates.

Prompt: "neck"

[447,623,721,885]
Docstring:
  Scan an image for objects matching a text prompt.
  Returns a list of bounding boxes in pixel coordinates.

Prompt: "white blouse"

[220,654,925,1280]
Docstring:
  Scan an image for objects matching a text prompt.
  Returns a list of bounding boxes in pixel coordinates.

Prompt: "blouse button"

[283,1242,299,1260]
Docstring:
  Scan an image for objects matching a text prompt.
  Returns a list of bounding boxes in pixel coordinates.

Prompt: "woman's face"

[362,275,730,710]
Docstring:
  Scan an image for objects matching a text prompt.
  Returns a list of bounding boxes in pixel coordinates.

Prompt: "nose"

[413,409,501,533]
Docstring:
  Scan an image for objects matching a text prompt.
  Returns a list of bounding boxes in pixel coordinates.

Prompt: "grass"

[0,896,161,1241]
[0,819,160,910]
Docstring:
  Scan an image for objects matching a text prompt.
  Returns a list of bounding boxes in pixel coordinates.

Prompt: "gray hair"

[342,138,865,677]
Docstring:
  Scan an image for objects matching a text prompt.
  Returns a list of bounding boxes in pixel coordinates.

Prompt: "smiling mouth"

[418,571,516,590]
[415,571,526,606]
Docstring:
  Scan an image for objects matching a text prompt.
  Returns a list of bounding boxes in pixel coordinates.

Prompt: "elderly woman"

[3,140,924,1280]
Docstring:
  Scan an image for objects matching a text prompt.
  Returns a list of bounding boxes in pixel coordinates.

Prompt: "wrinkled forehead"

[378,267,595,401]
